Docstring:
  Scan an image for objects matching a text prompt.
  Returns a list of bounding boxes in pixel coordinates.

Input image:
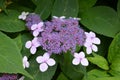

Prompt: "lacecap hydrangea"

[18,12,101,72]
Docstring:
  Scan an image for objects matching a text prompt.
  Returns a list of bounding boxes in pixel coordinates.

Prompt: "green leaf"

[117,0,120,18]
[88,53,108,69]
[79,0,97,13]
[57,73,68,80]
[52,0,79,17]
[34,0,54,20]
[0,10,26,32]
[25,50,57,80]
[0,31,32,79]
[81,6,120,38]
[88,53,109,70]
[108,32,120,76]
[21,32,33,57]
[60,52,85,80]
[13,34,22,51]
[94,77,120,80]
[83,69,110,80]
[0,0,7,13]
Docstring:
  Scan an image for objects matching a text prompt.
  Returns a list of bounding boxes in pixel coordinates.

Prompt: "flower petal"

[36,56,43,63]
[46,58,56,66]
[74,52,79,58]
[31,24,37,30]
[23,56,27,62]
[25,41,32,49]
[43,52,50,60]
[86,47,92,54]
[81,58,89,66]
[78,52,85,58]
[92,38,101,44]
[25,61,30,68]
[33,30,39,37]
[30,46,36,54]
[72,58,80,65]
[92,44,98,52]
[89,31,95,38]
[39,63,48,72]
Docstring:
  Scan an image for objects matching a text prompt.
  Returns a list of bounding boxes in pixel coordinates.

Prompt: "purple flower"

[39,17,86,54]
[25,13,42,30]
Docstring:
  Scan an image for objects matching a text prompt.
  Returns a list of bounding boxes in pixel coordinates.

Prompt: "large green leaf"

[59,52,85,80]
[34,0,54,20]
[79,0,97,13]
[0,31,32,79]
[0,0,7,13]
[13,34,22,51]
[25,51,57,80]
[21,32,33,57]
[81,6,120,38]
[88,53,109,70]
[117,0,120,18]
[108,32,120,76]
[0,10,26,32]
[57,73,68,80]
[83,69,110,80]
[52,0,79,17]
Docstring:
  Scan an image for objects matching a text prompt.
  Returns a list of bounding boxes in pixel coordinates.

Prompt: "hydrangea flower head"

[18,11,29,20]
[23,56,30,68]
[36,52,56,72]
[72,52,89,66]
[39,17,86,54]
[25,37,40,54]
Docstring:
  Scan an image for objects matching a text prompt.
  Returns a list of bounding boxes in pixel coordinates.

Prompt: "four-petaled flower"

[23,56,30,68]
[31,22,44,37]
[72,52,89,66]
[36,52,56,72]
[25,37,40,54]
[18,11,29,20]
[84,31,101,54]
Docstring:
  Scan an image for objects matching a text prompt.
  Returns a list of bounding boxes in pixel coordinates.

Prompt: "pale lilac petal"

[25,41,32,49]
[43,52,50,60]
[46,58,56,66]
[81,58,89,66]
[92,38,101,44]
[33,30,39,37]
[86,47,92,54]
[25,61,30,68]
[84,42,92,48]
[32,37,40,47]
[30,46,36,54]
[36,56,43,63]
[78,52,85,58]
[31,24,37,30]
[74,52,79,58]
[72,58,80,65]
[89,31,95,38]
[23,56,28,62]
[39,63,48,72]
[92,44,98,52]
[38,22,44,28]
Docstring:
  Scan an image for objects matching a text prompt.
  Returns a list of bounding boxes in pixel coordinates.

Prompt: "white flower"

[23,56,30,68]
[72,52,89,66]
[53,16,65,20]
[18,11,29,20]
[84,31,101,54]
[25,37,40,54]
[31,22,44,37]
[18,76,25,80]
[36,52,56,72]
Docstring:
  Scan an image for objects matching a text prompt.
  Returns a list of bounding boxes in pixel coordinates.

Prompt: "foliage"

[0,0,120,80]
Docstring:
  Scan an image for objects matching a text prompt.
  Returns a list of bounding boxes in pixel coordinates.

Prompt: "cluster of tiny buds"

[18,11,101,73]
